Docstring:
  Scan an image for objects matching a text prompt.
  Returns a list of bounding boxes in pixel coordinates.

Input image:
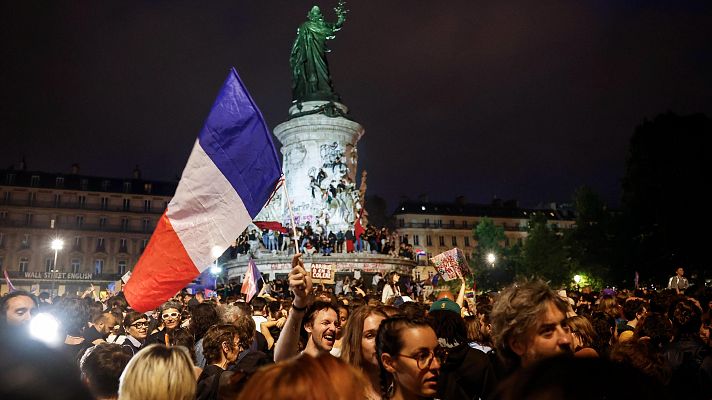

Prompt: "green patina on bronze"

[290,1,347,104]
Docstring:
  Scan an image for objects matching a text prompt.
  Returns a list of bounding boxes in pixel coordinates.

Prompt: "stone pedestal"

[225,252,416,282]
[257,101,364,236]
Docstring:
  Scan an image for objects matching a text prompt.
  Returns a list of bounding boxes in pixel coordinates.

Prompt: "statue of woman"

[290,2,347,103]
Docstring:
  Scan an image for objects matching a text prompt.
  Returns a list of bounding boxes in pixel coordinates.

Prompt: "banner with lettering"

[430,248,470,281]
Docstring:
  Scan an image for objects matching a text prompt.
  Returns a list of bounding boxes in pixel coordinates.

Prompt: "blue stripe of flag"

[197,68,282,218]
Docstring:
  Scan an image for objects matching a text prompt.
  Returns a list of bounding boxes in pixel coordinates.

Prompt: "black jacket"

[438,344,498,400]
[663,336,712,400]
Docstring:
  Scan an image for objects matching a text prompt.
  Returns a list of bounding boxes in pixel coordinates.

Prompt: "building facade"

[394,200,576,281]
[0,167,176,295]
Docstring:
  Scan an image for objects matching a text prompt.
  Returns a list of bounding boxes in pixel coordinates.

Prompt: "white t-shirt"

[252,315,267,332]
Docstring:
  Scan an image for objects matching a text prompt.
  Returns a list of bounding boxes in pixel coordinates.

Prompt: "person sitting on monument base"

[273,254,339,362]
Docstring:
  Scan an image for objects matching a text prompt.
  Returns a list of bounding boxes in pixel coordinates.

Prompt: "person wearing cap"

[427,297,498,400]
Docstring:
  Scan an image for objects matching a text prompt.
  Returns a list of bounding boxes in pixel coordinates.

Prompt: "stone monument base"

[224,252,416,286]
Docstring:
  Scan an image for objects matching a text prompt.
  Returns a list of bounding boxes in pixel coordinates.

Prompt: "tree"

[621,112,712,284]
[564,186,615,286]
[520,213,570,288]
[469,217,514,291]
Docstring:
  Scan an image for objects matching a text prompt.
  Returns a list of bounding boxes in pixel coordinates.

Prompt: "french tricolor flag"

[124,68,281,312]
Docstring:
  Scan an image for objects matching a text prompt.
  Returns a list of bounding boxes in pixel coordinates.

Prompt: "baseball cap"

[429,298,461,315]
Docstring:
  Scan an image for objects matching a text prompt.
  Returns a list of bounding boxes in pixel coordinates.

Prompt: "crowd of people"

[1,258,710,399]
[230,223,416,259]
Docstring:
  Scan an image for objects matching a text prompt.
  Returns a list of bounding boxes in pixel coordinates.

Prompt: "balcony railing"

[398,222,529,232]
[0,198,164,214]
[0,219,152,234]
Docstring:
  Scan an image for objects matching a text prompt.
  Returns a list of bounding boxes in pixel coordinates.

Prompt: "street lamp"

[50,238,64,296]
[210,246,223,275]
[210,246,224,295]
[486,252,496,267]
[574,274,582,284]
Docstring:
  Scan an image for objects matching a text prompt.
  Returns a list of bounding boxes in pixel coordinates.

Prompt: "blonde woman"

[118,344,196,400]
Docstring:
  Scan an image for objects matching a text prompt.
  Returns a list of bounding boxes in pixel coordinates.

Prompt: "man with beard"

[490,279,573,377]
[84,311,120,345]
[0,291,37,332]
[274,254,339,361]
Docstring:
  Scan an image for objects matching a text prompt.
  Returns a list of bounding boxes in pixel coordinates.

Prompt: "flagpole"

[281,175,300,255]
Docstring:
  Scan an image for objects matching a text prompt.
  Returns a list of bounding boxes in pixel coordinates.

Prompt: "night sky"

[2,1,711,210]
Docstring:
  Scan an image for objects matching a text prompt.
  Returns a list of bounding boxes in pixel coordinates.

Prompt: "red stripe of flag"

[124,212,200,311]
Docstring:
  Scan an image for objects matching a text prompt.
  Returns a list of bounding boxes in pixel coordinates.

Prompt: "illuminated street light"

[486,252,496,266]
[574,275,582,284]
[211,246,223,259]
[210,246,223,275]
[50,238,64,296]
[50,238,64,251]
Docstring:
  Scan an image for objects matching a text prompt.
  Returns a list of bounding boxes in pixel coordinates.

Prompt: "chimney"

[132,165,141,179]
[71,163,80,175]
[417,194,429,203]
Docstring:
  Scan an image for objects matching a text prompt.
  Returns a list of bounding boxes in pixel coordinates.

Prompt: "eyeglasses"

[162,312,180,320]
[399,347,448,370]
[130,321,149,328]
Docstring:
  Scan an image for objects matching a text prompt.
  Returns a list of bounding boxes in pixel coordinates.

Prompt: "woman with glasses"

[146,301,183,346]
[341,305,389,400]
[376,317,443,400]
[120,311,149,354]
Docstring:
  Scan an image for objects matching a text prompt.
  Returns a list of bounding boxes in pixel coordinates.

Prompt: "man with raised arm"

[273,254,339,362]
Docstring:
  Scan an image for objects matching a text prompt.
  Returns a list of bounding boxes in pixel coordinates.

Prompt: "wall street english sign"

[22,271,95,280]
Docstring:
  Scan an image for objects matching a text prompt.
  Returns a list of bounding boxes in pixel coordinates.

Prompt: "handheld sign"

[430,248,470,281]
[310,264,336,284]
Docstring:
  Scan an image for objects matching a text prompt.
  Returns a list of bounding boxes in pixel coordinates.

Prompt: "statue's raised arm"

[289,2,348,103]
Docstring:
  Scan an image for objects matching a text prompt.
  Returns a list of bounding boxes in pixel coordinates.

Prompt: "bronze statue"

[290,1,347,103]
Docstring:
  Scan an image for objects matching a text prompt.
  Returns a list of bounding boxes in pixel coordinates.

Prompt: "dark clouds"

[1,1,710,209]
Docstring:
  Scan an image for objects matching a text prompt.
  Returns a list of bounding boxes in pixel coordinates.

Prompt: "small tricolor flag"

[124,68,281,312]
[241,259,263,303]
[3,270,17,292]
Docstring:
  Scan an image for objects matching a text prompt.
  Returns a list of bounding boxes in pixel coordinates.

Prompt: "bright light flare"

[486,253,496,265]
[50,238,64,251]
[210,265,223,274]
[574,274,582,284]
[211,246,223,259]
[29,313,61,346]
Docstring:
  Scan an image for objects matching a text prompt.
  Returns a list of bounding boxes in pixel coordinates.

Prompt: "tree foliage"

[469,217,515,291]
[519,213,570,288]
[564,186,615,286]
[620,112,711,283]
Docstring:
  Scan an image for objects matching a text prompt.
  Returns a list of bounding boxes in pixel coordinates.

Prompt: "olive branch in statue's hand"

[335,1,348,16]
